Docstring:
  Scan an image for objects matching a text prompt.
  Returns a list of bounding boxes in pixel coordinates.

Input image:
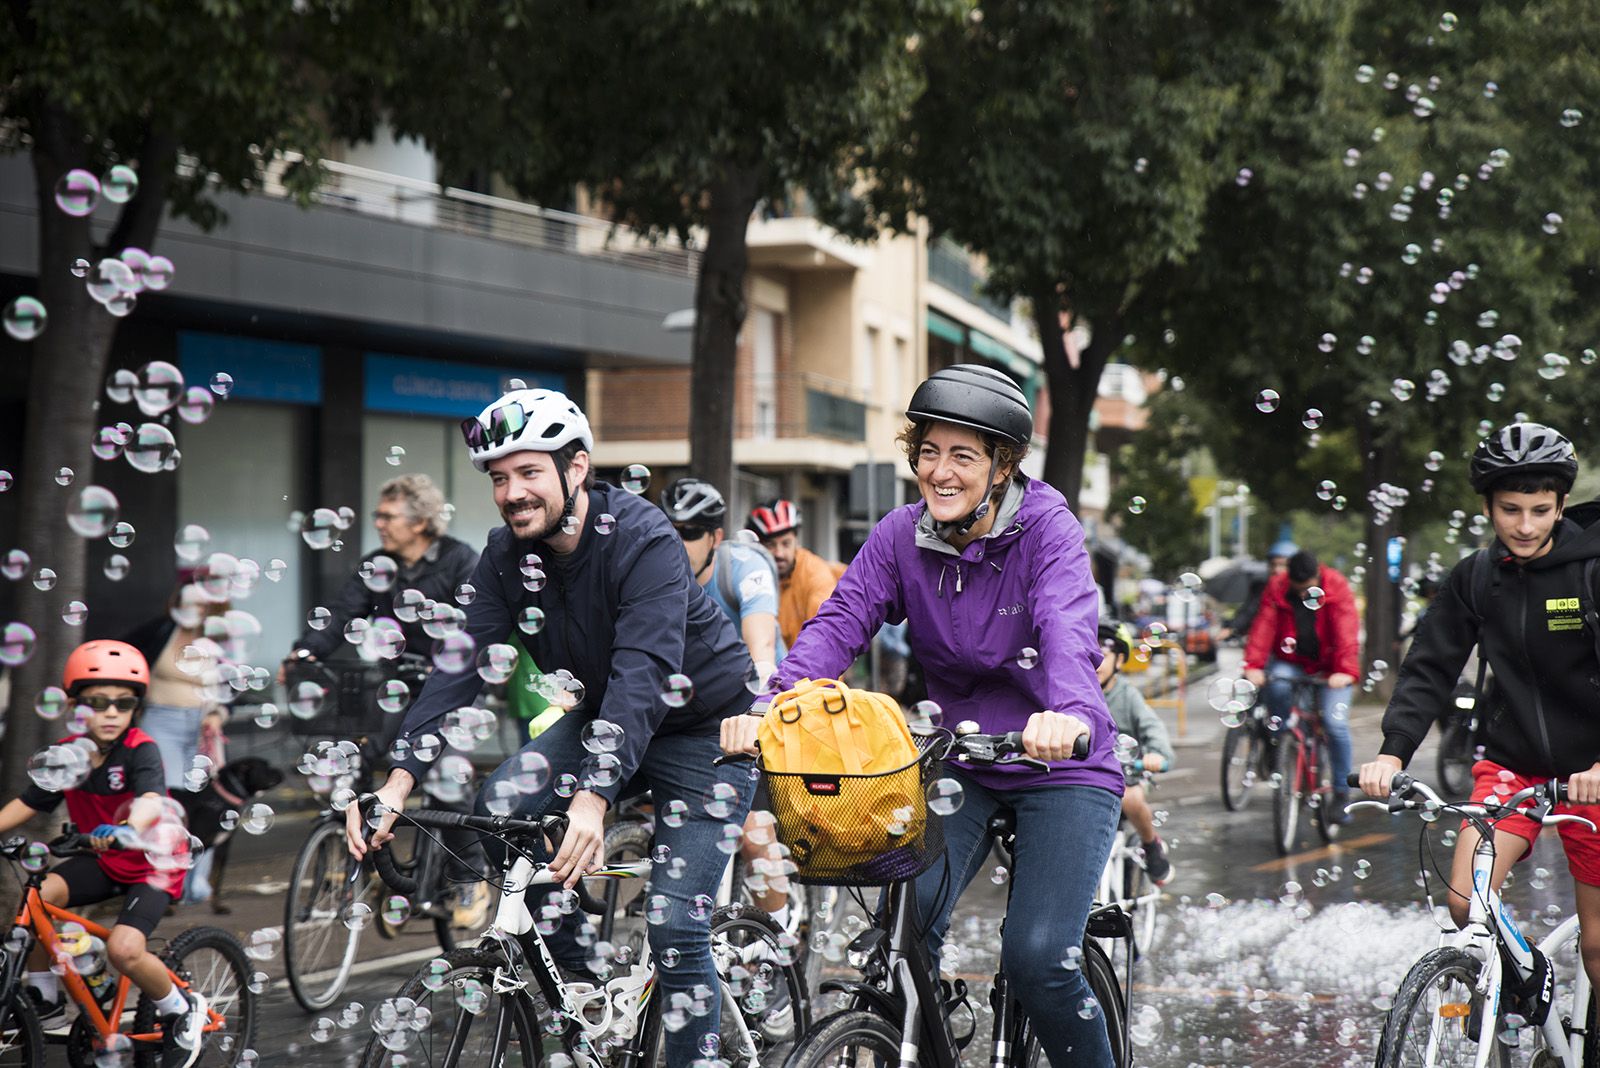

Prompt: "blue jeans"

[140,704,204,790]
[474,712,755,1068]
[1262,659,1354,791]
[914,769,1120,1068]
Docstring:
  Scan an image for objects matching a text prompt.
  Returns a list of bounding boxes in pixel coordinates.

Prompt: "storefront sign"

[364,354,564,417]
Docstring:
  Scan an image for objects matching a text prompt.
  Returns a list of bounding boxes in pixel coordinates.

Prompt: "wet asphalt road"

[34,647,1585,1066]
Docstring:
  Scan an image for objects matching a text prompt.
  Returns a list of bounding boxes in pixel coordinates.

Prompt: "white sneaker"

[160,990,208,1068]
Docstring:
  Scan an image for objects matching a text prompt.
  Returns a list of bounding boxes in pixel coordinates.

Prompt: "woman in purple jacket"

[723,364,1123,1067]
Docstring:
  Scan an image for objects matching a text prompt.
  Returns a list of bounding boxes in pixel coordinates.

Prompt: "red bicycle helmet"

[747,499,801,538]
[63,640,150,698]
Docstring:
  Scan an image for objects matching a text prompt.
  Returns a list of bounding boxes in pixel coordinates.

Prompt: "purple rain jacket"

[768,475,1124,796]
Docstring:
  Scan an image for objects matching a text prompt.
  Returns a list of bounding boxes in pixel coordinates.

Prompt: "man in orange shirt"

[747,499,846,648]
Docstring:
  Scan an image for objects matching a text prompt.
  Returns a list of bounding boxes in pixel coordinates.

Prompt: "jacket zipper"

[1514,568,1557,773]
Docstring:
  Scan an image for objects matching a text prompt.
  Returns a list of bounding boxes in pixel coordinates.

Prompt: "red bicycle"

[1269,677,1340,855]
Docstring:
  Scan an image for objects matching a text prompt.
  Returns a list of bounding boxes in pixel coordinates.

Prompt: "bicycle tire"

[782,1010,913,1068]
[699,904,810,1066]
[1583,984,1600,1068]
[0,990,43,1068]
[1376,946,1508,1068]
[357,944,544,1068]
[1437,721,1475,797]
[1120,833,1159,959]
[799,884,850,996]
[285,818,365,1011]
[591,818,654,950]
[1309,735,1338,845]
[1220,724,1263,811]
[132,926,257,1067]
[1271,729,1302,855]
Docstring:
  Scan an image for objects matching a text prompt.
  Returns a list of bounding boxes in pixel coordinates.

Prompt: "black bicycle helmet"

[1469,422,1578,494]
[1097,621,1134,658]
[661,477,727,527]
[905,364,1032,446]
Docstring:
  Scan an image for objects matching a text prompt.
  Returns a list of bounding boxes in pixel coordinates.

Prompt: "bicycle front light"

[847,929,888,977]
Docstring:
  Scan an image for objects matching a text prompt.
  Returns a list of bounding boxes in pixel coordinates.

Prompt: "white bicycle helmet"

[462,388,594,473]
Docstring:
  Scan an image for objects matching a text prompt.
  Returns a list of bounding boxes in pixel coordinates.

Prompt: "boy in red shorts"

[1359,423,1600,1021]
[0,640,206,1067]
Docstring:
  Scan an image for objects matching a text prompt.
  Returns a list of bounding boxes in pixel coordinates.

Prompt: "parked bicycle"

[1436,677,1482,798]
[1356,772,1600,1066]
[0,829,256,1066]
[779,726,1131,1068]
[1269,676,1339,855]
[283,655,492,1011]
[356,806,808,1067]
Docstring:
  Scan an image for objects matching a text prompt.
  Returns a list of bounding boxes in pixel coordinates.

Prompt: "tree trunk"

[688,164,764,495]
[1034,287,1119,510]
[1360,422,1401,697]
[2,110,173,790]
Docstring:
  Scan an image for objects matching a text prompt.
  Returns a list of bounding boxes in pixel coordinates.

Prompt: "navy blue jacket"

[392,481,753,800]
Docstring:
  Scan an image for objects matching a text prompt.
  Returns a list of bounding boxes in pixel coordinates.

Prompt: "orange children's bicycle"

[0,828,256,1066]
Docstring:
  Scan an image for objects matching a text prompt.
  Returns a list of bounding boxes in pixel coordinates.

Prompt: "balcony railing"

[927,237,1011,322]
[259,155,700,278]
[598,370,869,443]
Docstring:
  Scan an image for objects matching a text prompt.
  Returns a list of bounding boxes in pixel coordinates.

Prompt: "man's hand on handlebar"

[347,770,414,860]
[720,714,762,757]
[1357,755,1405,799]
[88,824,139,851]
[1022,710,1090,763]
[1568,762,1600,804]
[548,791,607,890]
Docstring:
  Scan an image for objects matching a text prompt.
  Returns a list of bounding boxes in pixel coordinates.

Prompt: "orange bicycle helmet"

[63,640,150,698]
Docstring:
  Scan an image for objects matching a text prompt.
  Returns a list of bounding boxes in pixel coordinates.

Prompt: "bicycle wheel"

[1309,736,1339,844]
[1220,724,1264,811]
[285,818,365,1011]
[1121,835,1159,959]
[1438,721,1475,797]
[590,818,653,951]
[1270,730,1303,855]
[783,1010,906,1068]
[1582,984,1600,1068]
[799,884,851,996]
[133,926,256,1067]
[357,944,545,1068]
[0,991,43,1068]
[1376,947,1507,1068]
[701,904,810,1067]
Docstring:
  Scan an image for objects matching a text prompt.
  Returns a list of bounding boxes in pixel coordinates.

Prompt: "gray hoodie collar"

[915,476,1026,556]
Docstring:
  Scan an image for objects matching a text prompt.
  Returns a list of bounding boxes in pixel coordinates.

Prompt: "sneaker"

[160,990,207,1068]
[26,988,69,1034]
[1326,790,1352,826]
[450,881,491,929]
[1142,837,1173,886]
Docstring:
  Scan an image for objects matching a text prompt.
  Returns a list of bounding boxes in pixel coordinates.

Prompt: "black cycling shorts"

[52,855,175,937]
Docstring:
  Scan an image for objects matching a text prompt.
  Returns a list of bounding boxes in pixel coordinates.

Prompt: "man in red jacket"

[1243,550,1361,823]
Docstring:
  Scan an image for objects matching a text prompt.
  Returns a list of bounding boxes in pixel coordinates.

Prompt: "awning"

[968,329,1035,382]
[927,309,966,345]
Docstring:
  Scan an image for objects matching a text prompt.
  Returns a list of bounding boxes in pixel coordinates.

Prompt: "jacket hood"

[912,475,1041,557]
[1498,512,1600,570]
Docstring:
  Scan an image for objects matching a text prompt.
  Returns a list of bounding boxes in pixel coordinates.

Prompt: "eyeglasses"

[675,525,714,542]
[460,401,528,450]
[371,511,408,524]
[79,695,140,713]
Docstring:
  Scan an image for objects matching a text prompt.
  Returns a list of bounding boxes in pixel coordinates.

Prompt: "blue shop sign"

[177,332,322,404]
[365,354,565,418]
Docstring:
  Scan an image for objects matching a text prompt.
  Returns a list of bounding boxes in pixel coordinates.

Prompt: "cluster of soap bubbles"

[369,995,434,1051]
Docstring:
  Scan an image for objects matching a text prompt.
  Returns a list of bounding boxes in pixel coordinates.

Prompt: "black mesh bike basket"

[760,750,945,887]
[284,659,385,739]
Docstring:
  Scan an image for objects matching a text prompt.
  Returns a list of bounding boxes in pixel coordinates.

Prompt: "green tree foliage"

[0,1,340,786]
[348,0,963,495]
[851,0,1342,506]
[1151,0,1600,669]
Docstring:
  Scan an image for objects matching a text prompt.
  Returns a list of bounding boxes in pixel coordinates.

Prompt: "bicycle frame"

[1096,822,1159,923]
[5,885,224,1045]
[1430,836,1593,1067]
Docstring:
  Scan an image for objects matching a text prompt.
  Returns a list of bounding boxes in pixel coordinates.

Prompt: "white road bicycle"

[1361,773,1600,1068]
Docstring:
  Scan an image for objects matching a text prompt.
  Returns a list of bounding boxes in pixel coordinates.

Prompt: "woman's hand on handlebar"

[720,714,762,757]
[347,771,413,860]
[1022,711,1090,763]
[1357,755,1405,800]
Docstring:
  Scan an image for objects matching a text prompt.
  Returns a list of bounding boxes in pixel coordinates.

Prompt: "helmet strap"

[556,465,577,526]
[943,457,998,539]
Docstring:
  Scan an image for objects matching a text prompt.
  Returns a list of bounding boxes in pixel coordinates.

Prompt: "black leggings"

[52,856,175,937]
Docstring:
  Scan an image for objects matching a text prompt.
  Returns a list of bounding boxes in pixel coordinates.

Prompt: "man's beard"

[505,500,560,540]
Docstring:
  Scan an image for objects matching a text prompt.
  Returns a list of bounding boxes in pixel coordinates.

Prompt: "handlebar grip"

[372,839,419,895]
[574,880,611,917]
[1346,773,1361,788]
[713,752,756,767]
[1072,732,1090,761]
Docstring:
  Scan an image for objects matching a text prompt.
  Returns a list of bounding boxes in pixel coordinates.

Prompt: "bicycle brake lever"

[1546,814,1599,833]
[1345,800,1392,815]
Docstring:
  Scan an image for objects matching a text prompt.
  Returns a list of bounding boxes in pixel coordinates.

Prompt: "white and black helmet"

[461,388,593,473]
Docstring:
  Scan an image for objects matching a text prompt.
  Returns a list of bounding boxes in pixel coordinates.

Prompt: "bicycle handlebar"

[1344,771,1594,828]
